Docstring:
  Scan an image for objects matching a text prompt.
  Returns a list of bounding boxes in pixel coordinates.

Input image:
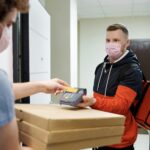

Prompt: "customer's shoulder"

[0,69,8,78]
[0,69,11,90]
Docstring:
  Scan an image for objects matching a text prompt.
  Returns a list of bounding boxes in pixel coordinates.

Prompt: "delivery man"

[78,24,142,150]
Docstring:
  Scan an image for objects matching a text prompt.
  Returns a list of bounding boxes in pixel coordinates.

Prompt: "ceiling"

[77,0,150,19]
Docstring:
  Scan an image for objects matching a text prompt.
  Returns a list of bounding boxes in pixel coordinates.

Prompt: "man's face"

[106,29,129,53]
[0,8,17,37]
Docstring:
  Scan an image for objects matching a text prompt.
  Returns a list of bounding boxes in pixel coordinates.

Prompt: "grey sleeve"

[0,70,15,127]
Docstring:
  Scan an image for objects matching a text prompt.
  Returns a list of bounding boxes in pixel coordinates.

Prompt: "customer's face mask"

[105,42,122,61]
[0,26,11,53]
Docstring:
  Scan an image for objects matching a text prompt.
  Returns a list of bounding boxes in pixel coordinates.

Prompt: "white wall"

[45,0,78,102]
[46,0,71,86]
[29,0,51,104]
[78,16,150,95]
[70,0,78,87]
[39,0,45,7]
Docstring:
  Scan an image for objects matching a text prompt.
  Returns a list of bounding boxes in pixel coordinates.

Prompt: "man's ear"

[126,39,130,49]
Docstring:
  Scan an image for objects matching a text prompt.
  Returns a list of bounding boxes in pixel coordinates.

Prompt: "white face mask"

[0,27,11,53]
[105,42,122,61]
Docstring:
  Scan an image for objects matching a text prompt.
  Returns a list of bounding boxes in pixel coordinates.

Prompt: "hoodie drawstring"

[97,63,113,96]
[96,63,106,91]
[104,64,113,96]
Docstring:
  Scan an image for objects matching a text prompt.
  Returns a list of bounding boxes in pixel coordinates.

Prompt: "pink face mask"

[105,42,122,60]
[0,27,11,53]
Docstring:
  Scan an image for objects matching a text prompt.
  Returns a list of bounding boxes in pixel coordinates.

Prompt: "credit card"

[64,87,78,93]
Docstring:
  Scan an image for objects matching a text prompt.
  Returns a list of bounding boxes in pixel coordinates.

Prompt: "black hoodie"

[93,50,142,100]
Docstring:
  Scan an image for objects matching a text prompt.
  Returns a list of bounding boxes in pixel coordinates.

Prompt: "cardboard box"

[20,131,122,150]
[15,104,125,131]
[18,120,124,144]
[16,104,125,149]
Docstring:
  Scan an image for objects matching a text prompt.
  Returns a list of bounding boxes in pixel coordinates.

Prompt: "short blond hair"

[107,24,129,37]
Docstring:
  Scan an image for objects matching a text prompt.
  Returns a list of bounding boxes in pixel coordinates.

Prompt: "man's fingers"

[82,95,92,101]
[79,96,96,108]
[77,103,86,108]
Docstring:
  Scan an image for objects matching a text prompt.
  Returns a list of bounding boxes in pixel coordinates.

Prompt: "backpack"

[131,75,150,130]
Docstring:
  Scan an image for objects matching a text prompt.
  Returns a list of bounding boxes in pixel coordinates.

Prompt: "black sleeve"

[119,64,142,99]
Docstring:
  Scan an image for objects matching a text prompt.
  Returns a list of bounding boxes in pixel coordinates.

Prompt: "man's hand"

[77,95,96,108]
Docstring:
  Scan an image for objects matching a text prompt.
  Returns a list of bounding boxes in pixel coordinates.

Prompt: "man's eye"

[114,39,119,42]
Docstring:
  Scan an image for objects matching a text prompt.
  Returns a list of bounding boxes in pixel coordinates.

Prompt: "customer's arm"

[0,118,32,150]
[13,78,68,100]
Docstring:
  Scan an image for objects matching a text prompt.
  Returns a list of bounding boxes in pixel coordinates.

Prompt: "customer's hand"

[77,95,96,108]
[40,78,69,94]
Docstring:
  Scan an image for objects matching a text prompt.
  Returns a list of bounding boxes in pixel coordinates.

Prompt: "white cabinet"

[30,29,50,73]
[29,0,51,104]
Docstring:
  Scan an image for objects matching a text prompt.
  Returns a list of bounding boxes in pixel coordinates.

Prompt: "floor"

[134,134,149,150]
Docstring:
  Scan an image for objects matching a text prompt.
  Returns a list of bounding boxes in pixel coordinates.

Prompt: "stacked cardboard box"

[15,104,125,150]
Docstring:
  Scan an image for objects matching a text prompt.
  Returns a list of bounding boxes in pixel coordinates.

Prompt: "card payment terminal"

[59,88,87,106]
